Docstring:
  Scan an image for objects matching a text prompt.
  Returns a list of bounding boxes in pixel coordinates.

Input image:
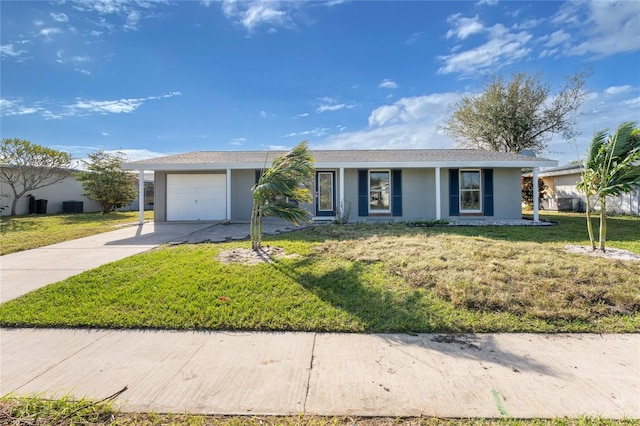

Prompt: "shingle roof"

[124,149,557,170]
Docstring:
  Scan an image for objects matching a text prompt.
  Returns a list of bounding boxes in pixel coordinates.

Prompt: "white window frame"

[459,169,482,213]
[369,169,391,214]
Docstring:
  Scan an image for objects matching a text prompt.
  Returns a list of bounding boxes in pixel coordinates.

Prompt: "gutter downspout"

[533,167,539,223]
[435,167,441,220]
[339,167,345,219]
[138,170,145,225]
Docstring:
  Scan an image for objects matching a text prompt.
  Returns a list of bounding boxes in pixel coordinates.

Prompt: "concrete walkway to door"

[0,220,305,303]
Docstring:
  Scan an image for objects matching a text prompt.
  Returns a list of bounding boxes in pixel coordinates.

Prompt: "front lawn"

[0,211,154,255]
[0,214,638,333]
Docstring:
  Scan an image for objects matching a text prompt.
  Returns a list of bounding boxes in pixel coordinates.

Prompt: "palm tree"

[250,141,315,250]
[578,122,640,251]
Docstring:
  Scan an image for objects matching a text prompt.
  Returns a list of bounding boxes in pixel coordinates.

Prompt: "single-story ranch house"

[536,164,640,215]
[123,149,557,224]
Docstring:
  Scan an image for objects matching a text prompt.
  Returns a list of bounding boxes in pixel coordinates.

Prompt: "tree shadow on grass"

[271,254,558,377]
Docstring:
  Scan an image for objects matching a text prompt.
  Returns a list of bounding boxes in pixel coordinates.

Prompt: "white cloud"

[67,0,168,32]
[220,0,294,33]
[605,85,632,95]
[446,14,484,40]
[0,44,27,59]
[476,0,498,6]
[260,110,268,118]
[71,98,142,114]
[547,85,640,165]
[284,127,330,138]
[293,112,309,119]
[378,79,398,89]
[406,32,422,45]
[229,137,246,146]
[42,110,63,120]
[317,103,353,113]
[0,99,42,117]
[101,132,109,136]
[315,92,460,151]
[554,0,640,57]
[75,68,91,75]
[68,92,180,115]
[124,10,141,30]
[2,92,181,119]
[368,93,460,127]
[51,12,69,22]
[39,27,62,39]
[511,18,543,30]
[540,30,571,47]
[316,97,355,113]
[439,24,532,76]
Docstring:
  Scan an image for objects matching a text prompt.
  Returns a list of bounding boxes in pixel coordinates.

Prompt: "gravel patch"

[564,244,640,262]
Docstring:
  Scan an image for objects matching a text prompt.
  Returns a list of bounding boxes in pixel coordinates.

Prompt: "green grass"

[1,395,637,425]
[0,214,638,333]
[0,211,154,255]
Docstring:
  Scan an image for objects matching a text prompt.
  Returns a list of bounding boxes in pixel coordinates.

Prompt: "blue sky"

[1,0,639,166]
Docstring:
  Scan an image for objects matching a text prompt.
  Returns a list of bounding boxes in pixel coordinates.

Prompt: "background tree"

[577,122,640,251]
[76,151,137,214]
[250,141,314,250]
[443,70,590,154]
[521,175,546,208]
[0,138,73,216]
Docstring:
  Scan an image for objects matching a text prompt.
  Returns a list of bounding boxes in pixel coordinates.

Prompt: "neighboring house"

[120,172,155,212]
[536,164,640,215]
[123,149,557,223]
[0,166,102,216]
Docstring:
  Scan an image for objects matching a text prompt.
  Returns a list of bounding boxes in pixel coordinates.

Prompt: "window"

[369,170,390,213]
[460,170,481,212]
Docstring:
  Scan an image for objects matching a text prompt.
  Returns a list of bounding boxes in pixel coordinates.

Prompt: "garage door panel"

[166,174,226,221]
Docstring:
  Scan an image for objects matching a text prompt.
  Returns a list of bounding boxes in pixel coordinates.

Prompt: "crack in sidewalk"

[302,332,317,414]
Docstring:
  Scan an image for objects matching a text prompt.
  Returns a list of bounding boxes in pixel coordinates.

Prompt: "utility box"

[63,201,84,213]
[35,199,48,214]
[558,198,583,212]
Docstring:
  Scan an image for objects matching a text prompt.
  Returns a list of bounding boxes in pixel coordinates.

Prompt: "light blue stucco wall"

[153,167,524,222]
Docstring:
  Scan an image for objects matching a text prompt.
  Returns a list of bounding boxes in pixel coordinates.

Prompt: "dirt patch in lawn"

[564,245,640,262]
[217,246,299,265]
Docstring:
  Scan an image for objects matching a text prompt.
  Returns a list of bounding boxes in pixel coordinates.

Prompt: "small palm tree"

[250,141,315,250]
[578,122,640,251]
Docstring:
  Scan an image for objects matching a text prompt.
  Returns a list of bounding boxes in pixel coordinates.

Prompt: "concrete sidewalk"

[1,328,638,418]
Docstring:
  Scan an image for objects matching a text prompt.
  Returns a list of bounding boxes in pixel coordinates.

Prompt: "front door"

[315,171,336,217]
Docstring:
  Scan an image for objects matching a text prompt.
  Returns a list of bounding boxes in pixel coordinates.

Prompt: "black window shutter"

[358,169,368,217]
[483,169,494,216]
[392,169,402,217]
[255,169,262,184]
[449,169,460,216]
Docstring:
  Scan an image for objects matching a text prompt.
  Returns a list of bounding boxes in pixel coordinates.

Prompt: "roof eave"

[123,159,558,171]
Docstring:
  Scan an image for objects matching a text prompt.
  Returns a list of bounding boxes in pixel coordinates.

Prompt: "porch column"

[435,167,441,220]
[339,167,345,215]
[138,170,145,225]
[226,169,232,221]
[533,167,539,223]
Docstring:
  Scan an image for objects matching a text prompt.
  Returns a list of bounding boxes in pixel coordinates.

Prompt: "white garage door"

[166,174,226,221]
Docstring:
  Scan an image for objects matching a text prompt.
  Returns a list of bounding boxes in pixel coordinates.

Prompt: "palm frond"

[261,201,311,225]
